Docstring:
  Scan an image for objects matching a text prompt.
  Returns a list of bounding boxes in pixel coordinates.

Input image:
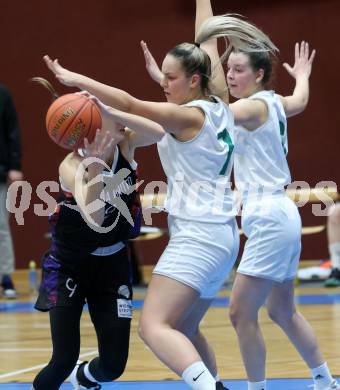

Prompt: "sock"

[84,362,97,383]
[248,380,266,390]
[329,243,340,269]
[77,361,98,388]
[182,361,216,390]
[215,374,220,381]
[311,362,334,389]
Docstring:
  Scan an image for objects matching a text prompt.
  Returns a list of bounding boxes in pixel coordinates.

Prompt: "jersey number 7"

[217,128,234,176]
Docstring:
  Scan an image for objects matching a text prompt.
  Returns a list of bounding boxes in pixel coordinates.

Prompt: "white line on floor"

[0,350,98,379]
[0,347,96,352]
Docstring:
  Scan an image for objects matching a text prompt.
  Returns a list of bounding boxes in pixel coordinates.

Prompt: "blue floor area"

[1,293,340,313]
[0,378,325,389]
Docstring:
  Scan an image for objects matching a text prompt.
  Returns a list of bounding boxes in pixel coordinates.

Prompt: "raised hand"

[140,41,164,84]
[83,129,115,161]
[76,91,111,116]
[43,55,80,87]
[76,92,125,137]
[283,41,316,80]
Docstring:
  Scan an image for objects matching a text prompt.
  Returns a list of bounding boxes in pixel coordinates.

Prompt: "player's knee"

[138,316,165,346]
[229,297,259,329]
[229,300,243,328]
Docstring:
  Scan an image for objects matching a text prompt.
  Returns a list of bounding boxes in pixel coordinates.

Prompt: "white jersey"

[157,96,235,223]
[234,90,291,200]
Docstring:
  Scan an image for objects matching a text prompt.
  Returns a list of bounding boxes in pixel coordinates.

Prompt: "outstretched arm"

[110,110,165,149]
[94,97,165,149]
[44,55,204,135]
[279,41,316,118]
[139,1,228,101]
[44,55,137,111]
[140,41,164,84]
[195,0,228,102]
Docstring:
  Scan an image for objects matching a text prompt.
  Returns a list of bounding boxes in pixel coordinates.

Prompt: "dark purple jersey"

[49,146,141,261]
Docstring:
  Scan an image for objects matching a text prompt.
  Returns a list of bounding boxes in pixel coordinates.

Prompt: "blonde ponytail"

[196,14,278,64]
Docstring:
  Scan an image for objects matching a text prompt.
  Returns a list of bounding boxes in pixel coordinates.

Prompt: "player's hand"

[140,40,164,85]
[7,170,23,184]
[77,91,111,115]
[283,41,316,80]
[77,92,126,137]
[43,55,80,87]
[83,129,115,161]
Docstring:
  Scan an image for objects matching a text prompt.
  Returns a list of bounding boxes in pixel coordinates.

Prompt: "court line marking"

[0,322,93,329]
[0,350,97,379]
[0,347,96,352]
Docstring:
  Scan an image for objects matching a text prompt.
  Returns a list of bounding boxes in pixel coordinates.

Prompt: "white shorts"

[153,216,239,298]
[237,194,301,283]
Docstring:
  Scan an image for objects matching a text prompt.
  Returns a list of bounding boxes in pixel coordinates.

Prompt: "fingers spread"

[295,42,299,61]
[309,49,316,64]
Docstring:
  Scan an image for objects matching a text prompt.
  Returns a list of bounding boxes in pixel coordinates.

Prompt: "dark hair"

[168,43,212,94]
[236,50,275,87]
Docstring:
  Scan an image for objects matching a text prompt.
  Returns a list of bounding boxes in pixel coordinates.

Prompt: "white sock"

[215,374,220,381]
[329,243,340,269]
[248,380,266,390]
[311,362,334,389]
[84,362,97,383]
[182,361,216,390]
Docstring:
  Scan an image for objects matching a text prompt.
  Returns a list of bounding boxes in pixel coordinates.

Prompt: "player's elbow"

[154,127,166,142]
[286,98,309,118]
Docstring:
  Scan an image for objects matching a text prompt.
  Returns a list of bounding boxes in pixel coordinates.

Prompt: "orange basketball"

[45,93,102,150]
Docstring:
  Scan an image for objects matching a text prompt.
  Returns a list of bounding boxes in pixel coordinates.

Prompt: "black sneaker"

[324,268,340,287]
[216,381,229,390]
[1,274,17,299]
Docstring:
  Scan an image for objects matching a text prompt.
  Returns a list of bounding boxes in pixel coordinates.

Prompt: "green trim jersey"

[157,96,235,223]
[234,90,291,199]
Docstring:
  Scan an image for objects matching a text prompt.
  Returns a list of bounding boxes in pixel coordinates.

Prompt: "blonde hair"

[167,14,278,97]
[30,77,59,100]
[196,14,278,64]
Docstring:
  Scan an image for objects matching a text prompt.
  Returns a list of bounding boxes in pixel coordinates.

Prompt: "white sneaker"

[297,265,331,281]
[2,288,18,299]
[314,380,340,390]
[69,360,101,389]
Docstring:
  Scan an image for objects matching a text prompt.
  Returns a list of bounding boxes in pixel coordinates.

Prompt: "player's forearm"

[112,109,164,142]
[195,0,213,38]
[152,69,164,85]
[82,164,105,226]
[76,75,133,113]
[288,76,310,115]
[293,76,310,107]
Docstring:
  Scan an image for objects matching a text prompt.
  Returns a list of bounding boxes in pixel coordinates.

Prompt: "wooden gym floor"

[0,268,339,389]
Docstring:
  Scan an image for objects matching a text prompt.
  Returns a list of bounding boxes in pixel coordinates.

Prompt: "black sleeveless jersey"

[49,146,141,260]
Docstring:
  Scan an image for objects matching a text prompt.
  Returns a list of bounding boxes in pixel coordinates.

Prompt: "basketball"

[45,93,102,150]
